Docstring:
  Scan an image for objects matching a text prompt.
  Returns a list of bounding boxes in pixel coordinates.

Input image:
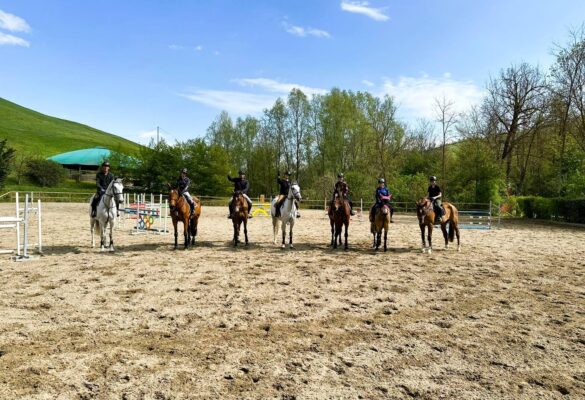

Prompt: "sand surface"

[0,203,584,399]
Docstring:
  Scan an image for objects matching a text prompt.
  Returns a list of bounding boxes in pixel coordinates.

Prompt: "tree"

[0,139,16,188]
[434,96,458,193]
[483,63,548,191]
[287,88,310,180]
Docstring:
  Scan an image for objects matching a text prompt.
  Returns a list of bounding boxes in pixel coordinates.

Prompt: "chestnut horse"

[328,188,350,249]
[370,199,391,251]
[416,198,460,253]
[231,190,249,246]
[168,188,201,249]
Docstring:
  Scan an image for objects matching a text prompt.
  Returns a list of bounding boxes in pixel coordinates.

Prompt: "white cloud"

[195,45,203,51]
[0,32,29,47]
[169,44,184,50]
[213,50,220,56]
[134,129,173,144]
[181,78,327,114]
[0,9,30,32]
[169,44,204,52]
[362,79,374,87]
[340,1,389,21]
[282,22,331,38]
[379,74,484,119]
[233,78,327,96]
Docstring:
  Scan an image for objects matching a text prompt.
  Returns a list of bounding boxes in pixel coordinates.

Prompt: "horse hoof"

[289,244,294,249]
[421,248,426,253]
[281,244,285,249]
[428,249,432,254]
[457,246,461,252]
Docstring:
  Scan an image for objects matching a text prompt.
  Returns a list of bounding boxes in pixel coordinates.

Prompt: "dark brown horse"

[168,188,201,249]
[232,191,249,246]
[328,188,350,249]
[370,203,391,251]
[416,198,460,253]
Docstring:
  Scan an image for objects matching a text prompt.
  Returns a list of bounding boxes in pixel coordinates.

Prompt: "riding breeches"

[182,192,194,205]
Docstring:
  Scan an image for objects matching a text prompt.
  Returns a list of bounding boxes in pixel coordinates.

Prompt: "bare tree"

[482,63,548,188]
[434,96,458,193]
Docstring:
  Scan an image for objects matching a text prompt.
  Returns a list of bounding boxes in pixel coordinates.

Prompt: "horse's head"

[416,198,432,221]
[233,190,244,213]
[290,183,302,201]
[111,178,125,204]
[168,186,180,209]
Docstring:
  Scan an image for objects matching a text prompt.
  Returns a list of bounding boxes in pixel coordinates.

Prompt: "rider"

[370,178,394,222]
[91,161,114,218]
[275,171,290,218]
[176,168,195,215]
[227,170,253,219]
[428,175,443,222]
[332,173,355,216]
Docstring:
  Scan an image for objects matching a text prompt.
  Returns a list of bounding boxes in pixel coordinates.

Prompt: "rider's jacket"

[228,176,249,194]
[375,187,391,203]
[96,171,114,193]
[428,185,441,200]
[176,177,191,195]
[334,181,349,196]
[277,177,290,195]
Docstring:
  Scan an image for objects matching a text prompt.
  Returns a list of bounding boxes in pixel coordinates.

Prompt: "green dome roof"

[48,147,111,167]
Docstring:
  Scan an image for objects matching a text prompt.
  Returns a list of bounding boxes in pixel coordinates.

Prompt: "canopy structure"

[48,147,111,168]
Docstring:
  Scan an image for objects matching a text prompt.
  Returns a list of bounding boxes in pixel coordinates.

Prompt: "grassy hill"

[0,97,142,157]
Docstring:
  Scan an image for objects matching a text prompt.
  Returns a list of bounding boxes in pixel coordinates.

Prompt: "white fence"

[0,192,43,260]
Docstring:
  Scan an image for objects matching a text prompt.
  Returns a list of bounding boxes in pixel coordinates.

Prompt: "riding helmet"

[238,170,245,175]
[429,175,437,181]
[181,168,188,174]
[338,173,344,178]
[284,171,291,176]
[102,161,110,167]
[378,178,385,184]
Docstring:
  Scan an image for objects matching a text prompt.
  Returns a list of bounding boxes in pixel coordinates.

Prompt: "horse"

[370,196,391,251]
[168,187,201,250]
[89,178,124,251]
[328,188,351,250]
[231,190,249,247]
[271,182,302,249]
[416,198,461,253]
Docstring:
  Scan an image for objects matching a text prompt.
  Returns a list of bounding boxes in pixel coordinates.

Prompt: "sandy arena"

[0,203,584,399]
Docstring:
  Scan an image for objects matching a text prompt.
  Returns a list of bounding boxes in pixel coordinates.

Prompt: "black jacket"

[176,177,191,194]
[277,177,290,195]
[96,171,114,193]
[228,176,249,194]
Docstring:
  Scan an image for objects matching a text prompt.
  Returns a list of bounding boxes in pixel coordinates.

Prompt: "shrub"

[0,139,16,189]
[25,159,67,187]
[511,196,585,223]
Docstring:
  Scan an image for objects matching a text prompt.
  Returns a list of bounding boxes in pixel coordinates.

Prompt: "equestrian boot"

[350,201,356,216]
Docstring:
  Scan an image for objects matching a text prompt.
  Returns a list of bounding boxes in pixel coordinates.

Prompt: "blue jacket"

[375,187,391,203]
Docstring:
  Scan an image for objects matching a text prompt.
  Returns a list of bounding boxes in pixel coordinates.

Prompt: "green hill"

[0,97,142,157]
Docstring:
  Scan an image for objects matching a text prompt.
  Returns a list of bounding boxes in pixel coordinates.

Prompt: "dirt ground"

[0,203,584,399]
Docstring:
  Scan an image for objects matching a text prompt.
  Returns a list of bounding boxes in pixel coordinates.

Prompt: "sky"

[1,1,585,145]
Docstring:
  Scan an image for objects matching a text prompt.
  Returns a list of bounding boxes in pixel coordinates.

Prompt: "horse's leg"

[427,224,433,254]
[281,220,286,248]
[441,223,449,249]
[344,222,348,250]
[383,226,388,252]
[173,218,179,250]
[233,221,238,246]
[90,219,95,248]
[100,223,106,251]
[273,218,278,245]
[420,224,426,252]
[375,231,380,250]
[455,223,461,252]
[109,221,115,252]
[289,220,294,249]
[183,218,189,250]
[244,219,249,246]
[330,220,335,247]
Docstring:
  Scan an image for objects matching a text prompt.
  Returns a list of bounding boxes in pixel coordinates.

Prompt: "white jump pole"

[22,194,29,259]
[37,199,42,254]
[164,200,168,233]
[16,192,21,257]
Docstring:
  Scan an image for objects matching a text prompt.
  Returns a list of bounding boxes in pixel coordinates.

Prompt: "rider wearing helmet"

[428,176,443,222]
[275,171,291,218]
[227,170,253,218]
[176,168,195,215]
[332,173,355,216]
[91,161,114,217]
[370,178,394,222]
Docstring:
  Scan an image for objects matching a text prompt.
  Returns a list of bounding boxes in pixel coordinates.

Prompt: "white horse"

[89,178,124,251]
[271,183,302,248]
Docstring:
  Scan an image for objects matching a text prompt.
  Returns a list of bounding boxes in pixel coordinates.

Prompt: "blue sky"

[1,1,585,145]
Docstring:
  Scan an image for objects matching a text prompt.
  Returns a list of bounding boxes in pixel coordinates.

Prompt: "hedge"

[512,196,585,224]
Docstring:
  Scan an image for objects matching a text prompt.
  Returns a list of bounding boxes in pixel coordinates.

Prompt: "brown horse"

[328,188,350,249]
[416,198,460,253]
[168,188,201,249]
[231,191,249,246]
[370,203,391,251]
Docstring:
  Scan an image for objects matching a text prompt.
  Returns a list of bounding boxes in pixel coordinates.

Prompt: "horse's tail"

[448,220,454,242]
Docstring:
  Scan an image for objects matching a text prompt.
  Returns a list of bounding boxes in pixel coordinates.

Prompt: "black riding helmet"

[338,172,344,178]
[378,178,385,184]
[181,168,188,175]
[429,175,437,181]
[238,169,245,176]
[102,161,110,167]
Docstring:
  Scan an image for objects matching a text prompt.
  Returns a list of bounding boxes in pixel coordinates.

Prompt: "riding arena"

[0,190,582,399]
